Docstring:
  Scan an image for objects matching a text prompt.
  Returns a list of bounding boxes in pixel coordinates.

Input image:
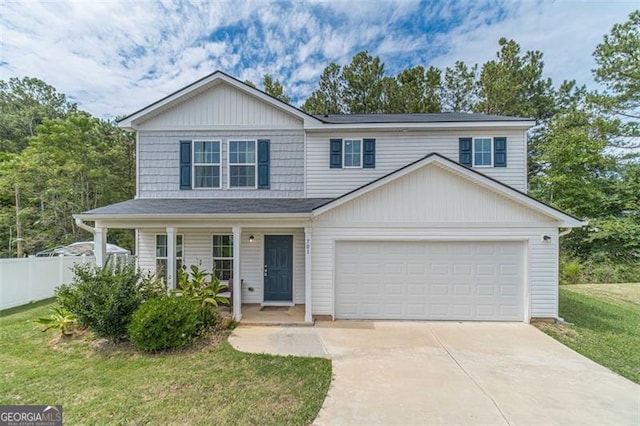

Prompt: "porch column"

[166,226,176,289]
[94,226,107,267]
[304,226,313,323]
[232,225,242,321]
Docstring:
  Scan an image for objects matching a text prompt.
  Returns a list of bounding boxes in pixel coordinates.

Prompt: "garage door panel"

[408,263,426,274]
[477,284,496,296]
[384,304,403,315]
[335,241,524,321]
[385,263,405,274]
[407,284,425,295]
[453,264,473,275]
[500,264,518,275]
[430,263,449,275]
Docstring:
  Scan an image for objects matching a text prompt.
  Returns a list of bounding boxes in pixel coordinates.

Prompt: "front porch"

[86,221,314,324]
[221,304,309,326]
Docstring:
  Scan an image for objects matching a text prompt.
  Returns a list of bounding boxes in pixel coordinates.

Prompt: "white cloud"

[427,1,636,88]
[0,0,637,118]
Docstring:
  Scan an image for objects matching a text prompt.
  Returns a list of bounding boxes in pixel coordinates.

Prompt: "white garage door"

[335,241,524,321]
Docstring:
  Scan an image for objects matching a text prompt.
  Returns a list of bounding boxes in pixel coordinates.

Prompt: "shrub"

[35,306,78,336]
[129,297,199,351]
[56,259,163,341]
[138,271,169,301]
[174,265,230,308]
[197,305,222,333]
[560,256,583,285]
[582,259,640,283]
[559,255,640,284]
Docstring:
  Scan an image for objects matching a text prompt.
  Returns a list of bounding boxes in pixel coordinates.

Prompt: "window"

[156,234,183,280]
[343,139,362,168]
[212,235,233,281]
[229,140,256,188]
[193,141,221,188]
[473,138,492,167]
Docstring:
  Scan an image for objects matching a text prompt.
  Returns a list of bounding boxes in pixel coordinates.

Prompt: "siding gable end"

[138,82,303,129]
[315,162,554,224]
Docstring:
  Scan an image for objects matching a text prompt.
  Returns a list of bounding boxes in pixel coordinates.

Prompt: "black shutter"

[179,140,192,189]
[459,137,472,167]
[257,139,270,189]
[494,137,507,167]
[363,138,376,168]
[330,138,342,168]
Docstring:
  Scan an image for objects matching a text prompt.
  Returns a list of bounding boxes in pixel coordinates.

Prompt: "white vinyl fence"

[0,256,95,310]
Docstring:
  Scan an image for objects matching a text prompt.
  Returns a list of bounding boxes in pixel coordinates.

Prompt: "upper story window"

[193,141,221,188]
[330,138,375,169]
[459,137,507,168]
[343,139,362,168]
[473,138,492,167]
[179,139,269,190]
[229,140,256,188]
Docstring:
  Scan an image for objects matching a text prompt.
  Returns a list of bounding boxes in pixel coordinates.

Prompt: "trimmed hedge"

[129,297,199,352]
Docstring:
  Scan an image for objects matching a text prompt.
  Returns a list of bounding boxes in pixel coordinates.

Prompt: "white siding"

[311,227,559,319]
[316,162,552,224]
[138,130,304,198]
[306,129,527,197]
[138,228,305,304]
[311,160,560,320]
[137,82,302,129]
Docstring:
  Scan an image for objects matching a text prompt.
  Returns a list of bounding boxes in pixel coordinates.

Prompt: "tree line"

[0,11,638,281]
[0,79,135,257]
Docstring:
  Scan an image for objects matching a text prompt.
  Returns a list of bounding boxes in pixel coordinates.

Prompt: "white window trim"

[343,138,363,169]
[212,234,234,282]
[472,137,493,168]
[227,139,258,189]
[192,140,221,189]
[155,233,184,277]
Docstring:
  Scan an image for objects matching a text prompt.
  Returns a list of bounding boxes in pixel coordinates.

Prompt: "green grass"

[0,301,332,425]
[536,283,640,384]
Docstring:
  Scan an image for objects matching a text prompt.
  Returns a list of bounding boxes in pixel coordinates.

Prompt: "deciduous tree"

[0,77,76,153]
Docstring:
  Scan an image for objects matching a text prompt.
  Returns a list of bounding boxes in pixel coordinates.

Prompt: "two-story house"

[74,71,585,323]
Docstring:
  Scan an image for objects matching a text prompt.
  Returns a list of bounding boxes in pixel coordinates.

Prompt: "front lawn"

[535,283,640,383]
[0,300,331,425]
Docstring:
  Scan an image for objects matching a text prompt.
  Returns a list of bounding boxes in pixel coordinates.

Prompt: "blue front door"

[264,235,293,301]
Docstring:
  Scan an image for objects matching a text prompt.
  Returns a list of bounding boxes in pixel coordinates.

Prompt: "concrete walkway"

[229,322,640,425]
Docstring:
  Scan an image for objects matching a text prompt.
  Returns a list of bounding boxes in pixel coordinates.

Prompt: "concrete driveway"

[229,322,640,425]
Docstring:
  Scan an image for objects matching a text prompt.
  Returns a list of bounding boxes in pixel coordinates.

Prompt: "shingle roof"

[312,112,532,124]
[82,198,334,216]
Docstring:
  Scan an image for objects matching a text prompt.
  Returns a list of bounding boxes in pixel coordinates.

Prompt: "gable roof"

[312,153,586,227]
[117,70,535,131]
[117,71,321,129]
[313,113,532,124]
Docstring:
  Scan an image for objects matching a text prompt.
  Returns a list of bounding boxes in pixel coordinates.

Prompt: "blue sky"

[0,0,637,119]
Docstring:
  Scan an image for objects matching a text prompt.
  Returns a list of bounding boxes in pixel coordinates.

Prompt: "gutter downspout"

[74,216,95,235]
[558,228,572,237]
[75,216,107,266]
